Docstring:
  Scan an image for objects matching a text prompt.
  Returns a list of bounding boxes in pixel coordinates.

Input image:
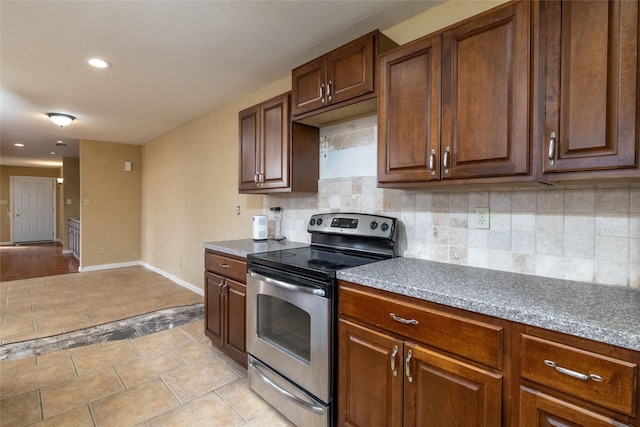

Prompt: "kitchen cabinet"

[378,1,531,187]
[292,30,397,123]
[518,326,638,427]
[541,0,639,180]
[204,250,247,368]
[337,281,506,426]
[238,92,319,194]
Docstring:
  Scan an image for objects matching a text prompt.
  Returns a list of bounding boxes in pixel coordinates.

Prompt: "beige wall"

[80,140,141,268]
[0,166,62,243]
[139,1,512,289]
[141,77,290,288]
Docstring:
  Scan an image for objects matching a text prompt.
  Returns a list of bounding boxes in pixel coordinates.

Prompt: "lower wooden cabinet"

[338,319,502,427]
[337,281,506,426]
[204,250,247,368]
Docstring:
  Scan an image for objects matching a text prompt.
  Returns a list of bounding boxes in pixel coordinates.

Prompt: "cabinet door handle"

[405,349,413,382]
[218,279,225,295]
[320,83,325,104]
[327,79,332,102]
[254,173,259,184]
[429,149,436,175]
[544,360,603,382]
[443,146,451,174]
[390,345,398,376]
[548,132,556,166]
[390,313,419,325]
[219,263,229,268]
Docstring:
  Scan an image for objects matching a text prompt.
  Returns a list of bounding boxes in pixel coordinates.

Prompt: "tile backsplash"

[265,117,640,288]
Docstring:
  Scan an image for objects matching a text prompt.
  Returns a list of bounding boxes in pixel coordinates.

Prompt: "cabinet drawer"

[205,251,246,283]
[339,284,503,369]
[521,334,637,416]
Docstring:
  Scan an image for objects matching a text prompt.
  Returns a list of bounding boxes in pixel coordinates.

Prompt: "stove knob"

[370,221,378,230]
[317,218,323,226]
[309,219,316,226]
[381,222,389,232]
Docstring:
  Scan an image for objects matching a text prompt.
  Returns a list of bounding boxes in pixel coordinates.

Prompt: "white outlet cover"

[475,207,490,229]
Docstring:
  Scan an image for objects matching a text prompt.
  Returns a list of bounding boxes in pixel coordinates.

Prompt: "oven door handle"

[250,358,326,415]
[249,271,326,297]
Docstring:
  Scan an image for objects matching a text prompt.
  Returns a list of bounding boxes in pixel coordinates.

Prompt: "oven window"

[256,295,311,364]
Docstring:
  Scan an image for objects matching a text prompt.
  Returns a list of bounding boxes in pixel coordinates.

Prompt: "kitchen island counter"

[338,257,640,351]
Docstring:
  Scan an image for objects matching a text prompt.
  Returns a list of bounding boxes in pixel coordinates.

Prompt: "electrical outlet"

[475,208,490,229]
[99,247,106,254]
[236,205,241,215]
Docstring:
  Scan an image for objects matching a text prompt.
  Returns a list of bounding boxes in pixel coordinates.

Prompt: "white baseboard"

[79,261,142,272]
[140,262,204,297]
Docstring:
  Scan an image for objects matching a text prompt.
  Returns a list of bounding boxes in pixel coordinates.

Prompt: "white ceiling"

[0,0,441,168]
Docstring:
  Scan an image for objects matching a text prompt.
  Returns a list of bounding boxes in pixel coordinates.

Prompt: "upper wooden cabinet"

[541,0,639,179]
[378,1,531,187]
[292,30,398,122]
[238,92,319,194]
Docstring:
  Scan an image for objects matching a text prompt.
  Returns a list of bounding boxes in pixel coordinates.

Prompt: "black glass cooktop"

[247,246,388,281]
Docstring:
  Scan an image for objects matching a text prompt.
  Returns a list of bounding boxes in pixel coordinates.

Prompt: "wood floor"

[0,242,79,281]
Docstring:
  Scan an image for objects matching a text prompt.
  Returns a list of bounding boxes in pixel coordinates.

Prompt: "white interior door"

[12,176,55,243]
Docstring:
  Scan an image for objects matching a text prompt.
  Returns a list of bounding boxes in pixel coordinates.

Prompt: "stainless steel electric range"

[246,212,398,427]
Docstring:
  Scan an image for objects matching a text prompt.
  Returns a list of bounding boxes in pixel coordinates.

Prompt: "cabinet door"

[259,94,290,190]
[543,0,639,174]
[238,105,260,191]
[519,386,632,427]
[204,271,225,348]
[404,343,503,427]
[224,278,247,367]
[327,33,374,106]
[338,319,403,427]
[442,1,530,180]
[292,57,327,116]
[378,34,441,184]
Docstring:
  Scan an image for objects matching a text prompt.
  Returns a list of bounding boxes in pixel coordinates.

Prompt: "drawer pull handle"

[405,349,413,382]
[390,345,398,376]
[219,263,230,268]
[390,313,418,325]
[544,360,603,382]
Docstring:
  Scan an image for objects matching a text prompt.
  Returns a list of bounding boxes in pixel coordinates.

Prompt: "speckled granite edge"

[337,257,640,352]
[203,239,308,258]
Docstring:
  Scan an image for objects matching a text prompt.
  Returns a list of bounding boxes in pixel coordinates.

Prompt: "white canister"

[252,215,268,241]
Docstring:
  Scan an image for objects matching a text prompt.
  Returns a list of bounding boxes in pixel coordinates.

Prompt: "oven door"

[246,269,331,403]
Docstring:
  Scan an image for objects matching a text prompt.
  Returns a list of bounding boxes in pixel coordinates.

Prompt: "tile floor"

[0,266,294,427]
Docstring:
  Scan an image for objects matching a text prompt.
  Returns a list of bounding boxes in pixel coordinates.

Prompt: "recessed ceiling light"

[87,58,110,68]
[15,143,24,147]
[50,151,56,155]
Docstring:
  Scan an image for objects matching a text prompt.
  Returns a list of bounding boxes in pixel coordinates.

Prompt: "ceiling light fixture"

[56,141,67,147]
[47,113,75,127]
[87,58,110,68]
[14,143,24,147]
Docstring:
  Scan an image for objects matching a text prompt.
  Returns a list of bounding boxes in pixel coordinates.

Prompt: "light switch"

[66,199,72,205]
[124,161,132,172]
[84,199,90,206]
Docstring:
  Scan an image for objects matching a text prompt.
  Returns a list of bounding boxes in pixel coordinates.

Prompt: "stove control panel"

[308,213,396,239]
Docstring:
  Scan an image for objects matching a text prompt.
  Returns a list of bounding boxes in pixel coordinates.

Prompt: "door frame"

[10,176,57,244]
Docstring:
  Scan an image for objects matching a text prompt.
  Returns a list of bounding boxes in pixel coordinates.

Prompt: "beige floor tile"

[131,327,192,355]
[216,378,270,422]
[72,340,141,376]
[0,356,37,374]
[178,320,208,342]
[174,339,222,366]
[34,405,94,427]
[0,389,42,427]
[0,353,76,399]
[243,408,296,427]
[115,349,186,388]
[161,358,240,403]
[147,390,244,427]
[90,379,179,427]
[41,367,124,418]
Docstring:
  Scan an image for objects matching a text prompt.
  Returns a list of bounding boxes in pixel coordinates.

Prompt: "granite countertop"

[337,257,640,352]
[203,239,308,258]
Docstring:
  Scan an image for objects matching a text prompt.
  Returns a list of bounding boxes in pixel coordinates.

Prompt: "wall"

[80,140,141,268]
[0,166,62,244]
[140,77,290,288]
[265,119,640,288]
[61,157,80,250]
